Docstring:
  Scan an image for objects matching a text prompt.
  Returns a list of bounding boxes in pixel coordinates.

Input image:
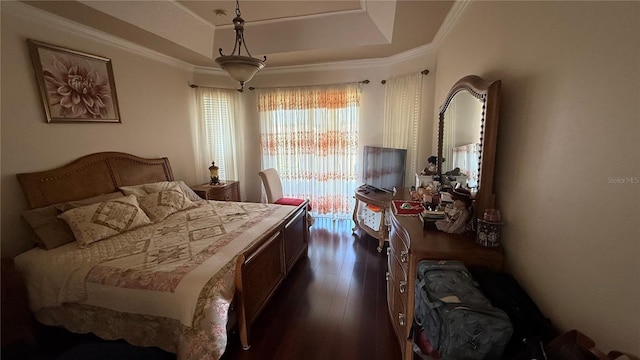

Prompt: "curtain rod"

[189,80,369,92]
[247,79,369,91]
[381,69,429,84]
[189,84,235,89]
[190,69,427,89]
[189,84,248,92]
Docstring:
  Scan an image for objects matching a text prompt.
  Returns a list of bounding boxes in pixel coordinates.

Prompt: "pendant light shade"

[215,55,264,83]
[215,0,266,92]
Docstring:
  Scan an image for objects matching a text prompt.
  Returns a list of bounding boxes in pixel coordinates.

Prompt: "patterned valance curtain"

[257,84,361,217]
[194,87,240,183]
[382,73,423,185]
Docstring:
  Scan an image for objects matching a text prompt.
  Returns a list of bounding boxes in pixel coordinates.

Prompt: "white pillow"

[120,180,201,202]
[138,185,197,222]
[58,195,152,248]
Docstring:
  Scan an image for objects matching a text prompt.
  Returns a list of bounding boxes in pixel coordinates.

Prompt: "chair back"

[258,168,284,203]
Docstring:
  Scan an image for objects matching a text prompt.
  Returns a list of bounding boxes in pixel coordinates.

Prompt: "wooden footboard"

[234,201,309,350]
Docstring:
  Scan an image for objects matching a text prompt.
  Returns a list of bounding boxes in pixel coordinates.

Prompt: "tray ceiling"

[22,0,454,68]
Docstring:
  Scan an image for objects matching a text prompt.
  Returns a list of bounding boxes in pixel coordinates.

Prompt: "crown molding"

[8,0,470,76]
[216,7,367,30]
[194,29,443,76]
[5,1,194,72]
[198,0,469,76]
[431,0,472,47]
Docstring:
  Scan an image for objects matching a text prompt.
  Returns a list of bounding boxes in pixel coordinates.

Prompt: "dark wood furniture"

[1,257,35,349]
[383,74,504,360]
[387,210,504,360]
[16,152,308,351]
[191,181,240,201]
[437,75,501,219]
[352,186,407,253]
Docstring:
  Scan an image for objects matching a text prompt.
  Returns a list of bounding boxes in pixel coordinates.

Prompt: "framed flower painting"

[27,39,121,123]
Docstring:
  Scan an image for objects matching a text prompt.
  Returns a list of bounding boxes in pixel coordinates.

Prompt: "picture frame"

[27,39,121,123]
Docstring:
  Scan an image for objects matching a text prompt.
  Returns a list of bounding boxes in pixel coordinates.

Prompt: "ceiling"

[22,0,454,68]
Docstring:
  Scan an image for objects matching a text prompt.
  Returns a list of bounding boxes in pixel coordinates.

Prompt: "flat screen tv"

[361,146,407,192]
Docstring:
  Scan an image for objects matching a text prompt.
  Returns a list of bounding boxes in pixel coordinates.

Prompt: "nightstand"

[191,181,240,201]
[2,257,35,349]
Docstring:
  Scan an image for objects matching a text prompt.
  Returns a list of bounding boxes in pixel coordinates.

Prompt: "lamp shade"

[215,55,265,83]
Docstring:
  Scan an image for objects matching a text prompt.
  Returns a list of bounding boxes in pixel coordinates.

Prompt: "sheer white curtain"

[452,143,480,188]
[382,73,423,184]
[194,87,240,182]
[257,84,360,218]
[442,104,457,170]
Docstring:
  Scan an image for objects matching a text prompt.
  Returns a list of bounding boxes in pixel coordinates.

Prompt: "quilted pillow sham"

[120,180,202,202]
[58,194,152,248]
[22,191,125,250]
[138,185,197,222]
[56,191,124,213]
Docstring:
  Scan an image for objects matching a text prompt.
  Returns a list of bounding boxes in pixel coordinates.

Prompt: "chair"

[258,168,314,226]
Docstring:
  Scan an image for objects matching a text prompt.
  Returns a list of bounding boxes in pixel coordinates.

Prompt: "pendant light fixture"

[215,0,266,92]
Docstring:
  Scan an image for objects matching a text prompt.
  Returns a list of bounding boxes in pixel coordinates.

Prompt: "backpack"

[414,260,513,360]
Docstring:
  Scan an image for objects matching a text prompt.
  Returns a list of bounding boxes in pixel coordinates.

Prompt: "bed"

[13,152,309,359]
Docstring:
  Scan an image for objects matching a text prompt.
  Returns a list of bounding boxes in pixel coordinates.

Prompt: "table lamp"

[209,161,220,185]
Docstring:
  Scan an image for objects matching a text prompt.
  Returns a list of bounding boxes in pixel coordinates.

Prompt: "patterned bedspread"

[15,200,297,359]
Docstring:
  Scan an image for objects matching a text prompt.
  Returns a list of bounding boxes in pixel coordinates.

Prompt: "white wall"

[435,1,639,353]
[1,3,198,256]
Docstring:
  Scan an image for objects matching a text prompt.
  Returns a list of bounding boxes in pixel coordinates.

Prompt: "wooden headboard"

[17,152,174,209]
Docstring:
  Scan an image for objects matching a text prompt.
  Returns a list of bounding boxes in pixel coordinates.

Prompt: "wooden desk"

[387,210,504,359]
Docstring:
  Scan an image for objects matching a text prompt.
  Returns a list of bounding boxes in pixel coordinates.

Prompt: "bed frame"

[17,151,309,351]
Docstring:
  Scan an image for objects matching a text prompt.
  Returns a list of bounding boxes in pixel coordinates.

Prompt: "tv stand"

[352,186,408,252]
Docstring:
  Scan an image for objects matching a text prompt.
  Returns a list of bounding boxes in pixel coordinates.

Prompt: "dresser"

[191,181,240,201]
[387,210,504,360]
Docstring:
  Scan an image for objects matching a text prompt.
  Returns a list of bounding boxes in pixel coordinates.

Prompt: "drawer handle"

[399,281,407,293]
[400,250,408,263]
[385,272,390,281]
[398,313,405,326]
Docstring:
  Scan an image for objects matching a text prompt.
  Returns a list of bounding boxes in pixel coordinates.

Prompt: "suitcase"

[414,260,513,360]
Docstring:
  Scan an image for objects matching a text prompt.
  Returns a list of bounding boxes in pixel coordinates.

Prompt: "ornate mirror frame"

[437,75,501,218]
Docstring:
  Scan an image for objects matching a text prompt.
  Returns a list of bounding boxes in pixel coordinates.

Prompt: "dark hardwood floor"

[221,217,401,360]
[4,218,400,360]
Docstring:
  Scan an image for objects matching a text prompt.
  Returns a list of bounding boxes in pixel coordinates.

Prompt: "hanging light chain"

[215,0,266,92]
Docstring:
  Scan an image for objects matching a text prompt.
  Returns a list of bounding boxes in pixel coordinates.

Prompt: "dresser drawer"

[389,211,411,249]
[389,225,409,255]
[388,249,408,287]
[390,276,408,350]
[191,181,240,201]
[218,185,238,201]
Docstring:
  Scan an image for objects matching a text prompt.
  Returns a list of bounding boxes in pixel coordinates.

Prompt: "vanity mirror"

[437,75,501,218]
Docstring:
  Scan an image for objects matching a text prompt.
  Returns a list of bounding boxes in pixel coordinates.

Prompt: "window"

[195,87,239,182]
[257,84,361,217]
